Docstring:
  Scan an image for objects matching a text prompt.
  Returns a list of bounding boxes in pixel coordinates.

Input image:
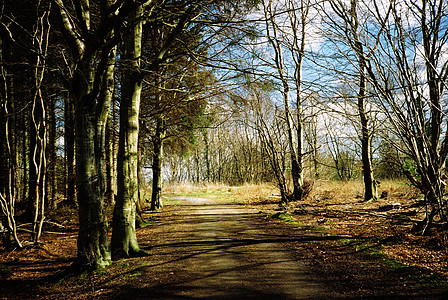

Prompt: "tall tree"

[0,13,22,248]
[64,94,76,207]
[55,0,140,271]
[261,0,314,202]
[263,0,300,202]
[364,0,448,233]
[286,0,312,200]
[327,0,380,201]
[111,3,145,259]
[30,1,51,243]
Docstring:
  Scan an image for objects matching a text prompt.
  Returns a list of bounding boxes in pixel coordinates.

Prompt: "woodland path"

[2,196,447,299]
[132,196,335,299]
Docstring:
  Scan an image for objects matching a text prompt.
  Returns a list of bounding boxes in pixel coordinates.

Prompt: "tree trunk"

[263,1,300,202]
[350,0,378,202]
[135,134,146,228]
[290,0,309,201]
[54,0,140,272]
[202,129,211,182]
[151,117,165,210]
[74,71,112,270]
[30,84,46,244]
[64,94,76,207]
[47,95,57,210]
[358,54,377,202]
[105,95,119,205]
[105,117,114,205]
[0,36,22,248]
[71,41,117,268]
[111,5,144,259]
[103,47,116,206]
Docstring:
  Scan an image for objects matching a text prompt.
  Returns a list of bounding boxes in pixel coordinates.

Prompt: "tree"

[335,0,378,200]
[0,18,22,247]
[150,115,165,210]
[54,0,140,271]
[28,1,53,243]
[362,0,448,233]
[64,93,76,207]
[111,3,144,259]
[322,0,381,201]
[286,0,311,201]
[323,0,448,233]
[262,0,301,202]
[0,0,52,246]
[105,96,118,205]
[259,0,316,202]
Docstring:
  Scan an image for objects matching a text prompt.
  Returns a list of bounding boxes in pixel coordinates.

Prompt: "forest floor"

[1,181,448,299]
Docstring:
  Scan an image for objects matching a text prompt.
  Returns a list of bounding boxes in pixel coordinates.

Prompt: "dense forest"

[1,0,448,273]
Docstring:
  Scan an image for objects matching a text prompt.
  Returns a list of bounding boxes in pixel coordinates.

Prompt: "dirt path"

[132,196,334,299]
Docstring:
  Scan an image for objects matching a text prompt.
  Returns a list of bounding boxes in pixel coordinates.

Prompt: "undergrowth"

[339,236,448,285]
[271,211,447,286]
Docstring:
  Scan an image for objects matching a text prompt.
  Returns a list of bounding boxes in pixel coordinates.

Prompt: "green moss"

[270,212,331,234]
[298,224,325,232]
[340,236,448,285]
[129,270,142,277]
[271,212,299,225]
[56,271,91,286]
[386,258,447,284]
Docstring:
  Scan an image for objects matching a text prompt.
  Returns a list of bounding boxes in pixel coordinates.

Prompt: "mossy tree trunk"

[55,0,138,272]
[111,4,144,259]
[75,93,111,270]
[73,48,116,269]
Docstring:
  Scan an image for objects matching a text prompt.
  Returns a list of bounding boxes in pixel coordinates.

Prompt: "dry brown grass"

[164,182,279,202]
[226,183,279,203]
[309,179,421,202]
[164,179,421,204]
[163,182,279,206]
[163,182,229,194]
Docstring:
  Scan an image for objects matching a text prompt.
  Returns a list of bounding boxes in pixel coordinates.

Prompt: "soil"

[1,193,448,299]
